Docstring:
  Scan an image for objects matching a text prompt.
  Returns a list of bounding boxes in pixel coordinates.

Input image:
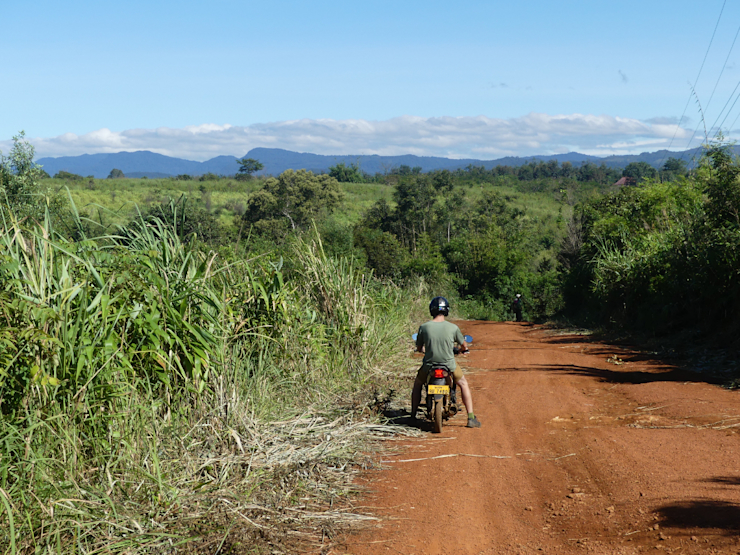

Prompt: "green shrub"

[54,170,84,180]
[241,169,344,238]
[131,196,230,245]
[329,161,364,183]
[1,132,64,222]
[354,226,406,279]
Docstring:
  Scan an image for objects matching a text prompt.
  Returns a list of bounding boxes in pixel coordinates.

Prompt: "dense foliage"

[241,169,344,237]
[563,144,740,342]
[353,172,563,319]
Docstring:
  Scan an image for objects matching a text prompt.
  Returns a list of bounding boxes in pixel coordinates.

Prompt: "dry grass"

[140,403,422,554]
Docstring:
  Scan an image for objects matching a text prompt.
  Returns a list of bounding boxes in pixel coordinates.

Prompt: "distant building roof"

[612,176,637,187]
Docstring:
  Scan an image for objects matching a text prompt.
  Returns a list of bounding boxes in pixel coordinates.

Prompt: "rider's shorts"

[416,363,463,383]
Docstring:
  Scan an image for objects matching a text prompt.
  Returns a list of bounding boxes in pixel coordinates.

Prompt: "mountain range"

[35,146,709,179]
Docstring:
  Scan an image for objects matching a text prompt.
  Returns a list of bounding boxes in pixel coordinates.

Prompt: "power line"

[708,76,740,136]
[663,0,727,165]
[728,99,740,132]
[697,21,740,140]
[709,24,740,118]
[685,84,740,168]
[684,73,740,156]
[716,82,740,131]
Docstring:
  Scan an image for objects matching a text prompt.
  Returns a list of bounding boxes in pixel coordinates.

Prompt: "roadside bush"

[402,233,448,283]
[316,218,360,260]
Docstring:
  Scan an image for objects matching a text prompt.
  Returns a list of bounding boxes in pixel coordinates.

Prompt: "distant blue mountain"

[125,172,173,179]
[36,147,708,179]
[37,151,205,179]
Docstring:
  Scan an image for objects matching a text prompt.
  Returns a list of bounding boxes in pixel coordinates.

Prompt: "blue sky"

[4,0,740,160]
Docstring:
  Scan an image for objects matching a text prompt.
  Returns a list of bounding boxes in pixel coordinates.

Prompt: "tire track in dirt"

[340,322,740,555]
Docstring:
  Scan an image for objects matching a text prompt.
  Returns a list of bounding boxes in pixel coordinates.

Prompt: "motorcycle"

[413,333,473,433]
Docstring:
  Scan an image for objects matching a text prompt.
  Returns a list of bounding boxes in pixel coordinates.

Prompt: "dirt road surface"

[341,322,740,555]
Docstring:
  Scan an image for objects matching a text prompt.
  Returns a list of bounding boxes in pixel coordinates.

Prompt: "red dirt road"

[341,322,740,554]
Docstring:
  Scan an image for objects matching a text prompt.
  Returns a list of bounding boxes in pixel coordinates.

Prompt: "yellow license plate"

[428,385,449,395]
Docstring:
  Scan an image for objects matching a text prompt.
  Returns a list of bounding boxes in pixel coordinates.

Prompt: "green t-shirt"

[416,320,465,370]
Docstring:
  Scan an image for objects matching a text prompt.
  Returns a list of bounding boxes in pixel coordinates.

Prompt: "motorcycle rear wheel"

[432,398,443,433]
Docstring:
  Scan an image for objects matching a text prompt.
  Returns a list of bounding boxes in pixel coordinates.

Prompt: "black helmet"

[429,296,450,317]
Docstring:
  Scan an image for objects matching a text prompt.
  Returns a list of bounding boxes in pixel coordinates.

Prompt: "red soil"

[340,321,740,554]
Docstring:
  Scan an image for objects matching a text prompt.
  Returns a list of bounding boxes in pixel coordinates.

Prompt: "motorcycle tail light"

[433,368,446,379]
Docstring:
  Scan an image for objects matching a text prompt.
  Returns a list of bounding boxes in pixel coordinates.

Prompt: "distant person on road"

[411,296,481,428]
[512,293,523,322]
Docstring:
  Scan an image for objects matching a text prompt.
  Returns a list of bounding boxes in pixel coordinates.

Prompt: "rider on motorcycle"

[411,296,481,428]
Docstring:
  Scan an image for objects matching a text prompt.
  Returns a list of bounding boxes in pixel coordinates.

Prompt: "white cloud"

[2,114,695,161]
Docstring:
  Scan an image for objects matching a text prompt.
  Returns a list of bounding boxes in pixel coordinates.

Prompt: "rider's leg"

[457,375,474,415]
[411,377,423,419]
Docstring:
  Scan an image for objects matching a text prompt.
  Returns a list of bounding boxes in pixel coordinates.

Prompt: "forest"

[1,132,738,553]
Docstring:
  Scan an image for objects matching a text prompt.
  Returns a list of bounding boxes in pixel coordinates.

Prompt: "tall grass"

[0,201,412,553]
[294,231,406,376]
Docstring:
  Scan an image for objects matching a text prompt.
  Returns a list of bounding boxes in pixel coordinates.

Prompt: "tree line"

[44,155,690,188]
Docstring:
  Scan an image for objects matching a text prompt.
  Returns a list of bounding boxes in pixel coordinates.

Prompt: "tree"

[623,161,657,184]
[517,164,534,181]
[703,144,740,228]
[107,168,125,179]
[354,227,407,278]
[235,157,264,181]
[241,169,344,236]
[392,175,438,250]
[431,169,454,192]
[560,161,575,179]
[0,131,61,220]
[660,157,688,181]
[329,162,363,183]
[360,198,396,234]
[54,170,84,180]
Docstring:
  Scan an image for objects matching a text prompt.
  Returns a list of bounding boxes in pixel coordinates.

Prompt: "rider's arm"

[415,328,425,353]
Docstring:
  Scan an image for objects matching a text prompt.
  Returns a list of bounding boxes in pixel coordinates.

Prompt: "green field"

[49,175,567,236]
[48,176,396,229]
